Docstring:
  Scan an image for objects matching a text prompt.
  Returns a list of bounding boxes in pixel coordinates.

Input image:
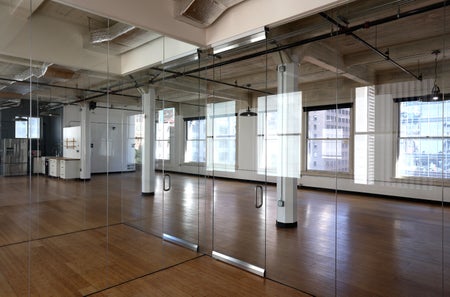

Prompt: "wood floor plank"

[90,256,311,297]
[0,173,449,296]
[0,224,199,296]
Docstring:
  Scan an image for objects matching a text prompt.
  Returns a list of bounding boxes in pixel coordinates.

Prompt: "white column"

[141,90,156,195]
[80,104,91,180]
[276,63,299,228]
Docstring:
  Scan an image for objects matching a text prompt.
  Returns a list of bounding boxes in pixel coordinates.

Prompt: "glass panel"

[1,0,449,296]
[160,66,205,250]
[0,1,200,295]
[211,35,267,274]
[333,2,446,297]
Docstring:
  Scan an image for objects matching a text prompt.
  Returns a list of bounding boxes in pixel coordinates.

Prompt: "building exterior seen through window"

[397,100,450,178]
[206,101,236,172]
[156,108,174,160]
[184,117,206,163]
[306,107,351,172]
[15,117,40,139]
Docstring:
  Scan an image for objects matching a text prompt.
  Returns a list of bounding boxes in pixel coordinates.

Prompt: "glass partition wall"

[0,0,449,296]
[0,1,201,295]
[159,68,206,252]
[208,42,269,275]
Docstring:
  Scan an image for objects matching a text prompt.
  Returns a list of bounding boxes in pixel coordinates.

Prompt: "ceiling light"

[240,106,257,117]
[212,28,266,55]
[431,49,441,101]
[240,84,257,117]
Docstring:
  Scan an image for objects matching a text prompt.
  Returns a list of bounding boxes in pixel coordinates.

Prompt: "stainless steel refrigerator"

[2,139,28,176]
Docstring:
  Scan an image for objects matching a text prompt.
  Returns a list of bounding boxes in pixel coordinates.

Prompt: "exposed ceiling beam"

[295,42,374,84]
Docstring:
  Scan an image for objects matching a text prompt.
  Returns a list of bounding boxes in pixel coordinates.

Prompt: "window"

[257,92,302,177]
[305,104,351,172]
[397,100,450,178]
[15,116,40,139]
[207,101,236,172]
[257,109,278,175]
[354,86,375,184]
[155,108,175,160]
[184,117,206,163]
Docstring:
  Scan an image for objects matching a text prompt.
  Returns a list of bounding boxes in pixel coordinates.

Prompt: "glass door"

[210,37,268,276]
[160,64,206,252]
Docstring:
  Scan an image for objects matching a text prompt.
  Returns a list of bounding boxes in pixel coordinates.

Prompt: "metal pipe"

[153,1,446,82]
[0,76,105,94]
[79,0,443,103]
[7,1,447,105]
[319,12,422,81]
[350,33,422,80]
[85,1,444,99]
[151,67,273,95]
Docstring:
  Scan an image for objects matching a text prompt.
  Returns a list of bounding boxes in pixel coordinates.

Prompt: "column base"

[276,221,298,228]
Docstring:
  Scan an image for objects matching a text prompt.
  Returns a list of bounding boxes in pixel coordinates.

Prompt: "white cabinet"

[45,157,80,179]
[60,159,80,179]
[33,157,41,174]
[48,158,60,177]
[41,157,47,174]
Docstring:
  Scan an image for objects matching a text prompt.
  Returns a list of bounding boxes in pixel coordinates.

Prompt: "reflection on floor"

[0,224,199,296]
[0,172,449,296]
[90,256,310,297]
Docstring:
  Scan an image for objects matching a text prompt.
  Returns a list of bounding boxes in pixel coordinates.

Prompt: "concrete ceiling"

[0,0,449,113]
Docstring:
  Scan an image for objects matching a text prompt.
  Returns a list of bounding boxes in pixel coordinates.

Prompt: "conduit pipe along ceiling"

[141,1,449,89]
[2,0,447,110]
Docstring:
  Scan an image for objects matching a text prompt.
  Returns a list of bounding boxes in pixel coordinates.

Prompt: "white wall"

[63,105,137,173]
[62,126,81,159]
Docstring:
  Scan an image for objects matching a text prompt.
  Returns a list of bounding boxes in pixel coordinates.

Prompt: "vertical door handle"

[163,173,171,191]
[255,185,263,208]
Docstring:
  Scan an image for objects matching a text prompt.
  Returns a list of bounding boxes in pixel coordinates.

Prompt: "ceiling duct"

[175,0,246,28]
[0,99,21,110]
[14,62,51,81]
[0,62,51,92]
[90,22,136,44]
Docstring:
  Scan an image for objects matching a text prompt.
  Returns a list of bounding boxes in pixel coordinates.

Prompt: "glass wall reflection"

[0,0,448,296]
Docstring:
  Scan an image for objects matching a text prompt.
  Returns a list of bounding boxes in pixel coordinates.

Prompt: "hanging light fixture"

[240,84,257,117]
[431,49,441,101]
[240,106,257,117]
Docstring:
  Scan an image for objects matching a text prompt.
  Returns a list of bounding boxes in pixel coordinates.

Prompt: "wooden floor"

[90,256,310,297]
[0,172,449,296]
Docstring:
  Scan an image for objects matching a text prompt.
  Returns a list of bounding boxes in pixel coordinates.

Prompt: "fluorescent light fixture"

[212,28,266,55]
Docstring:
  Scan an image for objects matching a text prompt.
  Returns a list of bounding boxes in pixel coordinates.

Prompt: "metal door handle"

[163,173,171,191]
[255,185,263,208]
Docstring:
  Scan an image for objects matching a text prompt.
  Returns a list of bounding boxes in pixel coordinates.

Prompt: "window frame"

[155,107,175,161]
[304,103,353,176]
[15,116,40,139]
[184,116,206,164]
[206,108,237,172]
[394,97,450,181]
